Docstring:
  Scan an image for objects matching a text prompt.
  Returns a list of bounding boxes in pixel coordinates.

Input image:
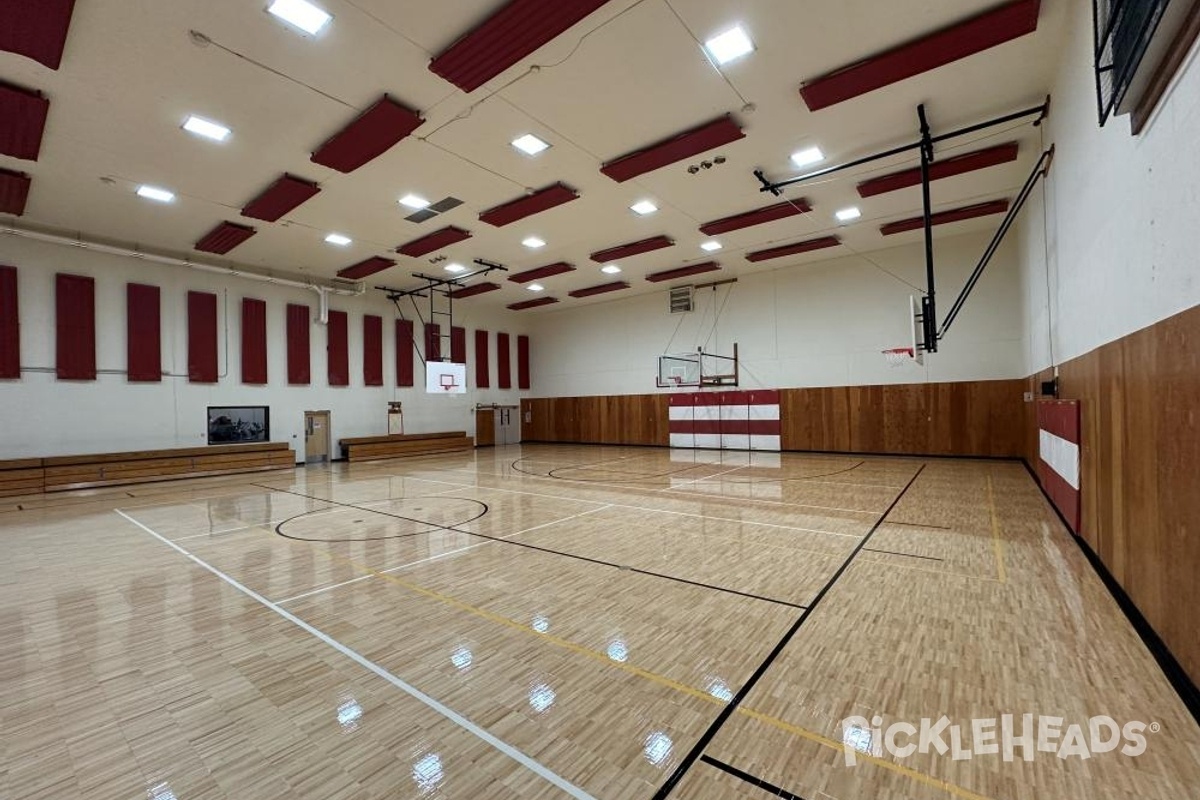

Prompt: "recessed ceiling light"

[528,283,545,292]
[700,240,723,252]
[399,194,430,210]
[182,116,231,142]
[136,185,175,203]
[835,207,862,222]
[790,146,825,169]
[522,236,546,249]
[444,263,467,274]
[630,200,658,216]
[511,134,550,156]
[601,264,622,274]
[704,26,754,66]
[324,233,351,246]
[267,0,332,35]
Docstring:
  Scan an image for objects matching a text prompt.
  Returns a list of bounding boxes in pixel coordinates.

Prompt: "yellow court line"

[986,474,1008,584]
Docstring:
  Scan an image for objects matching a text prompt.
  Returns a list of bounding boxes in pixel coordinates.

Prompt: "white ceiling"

[0,0,1067,311]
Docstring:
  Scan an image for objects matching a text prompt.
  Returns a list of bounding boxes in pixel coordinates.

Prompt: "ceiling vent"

[670,286,694,313]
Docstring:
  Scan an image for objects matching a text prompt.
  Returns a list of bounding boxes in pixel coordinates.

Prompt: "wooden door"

[475,409,495,447]
[305,411,330,463]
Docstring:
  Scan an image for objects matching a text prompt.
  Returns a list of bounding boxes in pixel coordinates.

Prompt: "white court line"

[172,518,295,542]
[654,464,746,493]
[113,509,596,800]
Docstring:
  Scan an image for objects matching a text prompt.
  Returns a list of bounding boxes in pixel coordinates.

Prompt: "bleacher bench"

[339,431,473,462]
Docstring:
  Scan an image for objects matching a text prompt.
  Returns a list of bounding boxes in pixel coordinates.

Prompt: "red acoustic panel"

[55,274,94,380]
[429,0,614,93]
[497,332,511,389]
[569,281,629,298]
[0,82,50,161]
[286,303,311,385]
[474,329,490,388]
[396,319,415,387]
[508,296,559,311]
[363,315,383,386]
[425,322,441,362]
[338,256,394,280]
[590,235,673,263]
[880,200,1010,235]
[126,283,161,382]
[646,261,721,283]
[195,222,256,254]
[0,0,77,69]
[241,298,268,385]
[480,183,579,227]
[451,326,466,364]
[746,236,841,262]
[311,95,424,173]
[800,0,1042,111]
[508,262,574,284]
[699,200,812,236]
[601,115,745,182]
[517,335,530,390]
[857,142,1020,197]
[242,174,321,221]
[187,291,218,383]
[397,226,472,258]
[447,282,500,299]
[1037,400,1081,533]
[0,266,19,379]
[0,168,32,215]
[326,310,349,386]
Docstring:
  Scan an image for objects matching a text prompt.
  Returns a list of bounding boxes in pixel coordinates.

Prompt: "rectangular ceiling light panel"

[242,174,321,221]
[600,115,745,182]
[857,143,1020,197]
[590,235,674,263]
[337,256,395,280]
[311,95,424,173]
[194,222,256,254]
[397,226,472,257]
[447,282,501,299]
[699,200,812,236]
[507,262,575,284]
[0,0,77,70]
[0,169,32,215]
[569,281,630,298]
[746,236,841,262]
[880,200,1010,235]
[508,296,560,310]
[645,261,721,283]
[480,183,579,227]
[0,83,50,161]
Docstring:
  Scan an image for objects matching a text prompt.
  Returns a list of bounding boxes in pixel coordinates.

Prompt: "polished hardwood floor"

[2,444,1198,799]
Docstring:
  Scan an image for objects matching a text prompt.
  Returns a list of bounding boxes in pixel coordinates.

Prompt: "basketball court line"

[112,509,596,800]
[862,547,945,562]
[986,474,1009,583]
[699,755,808,799]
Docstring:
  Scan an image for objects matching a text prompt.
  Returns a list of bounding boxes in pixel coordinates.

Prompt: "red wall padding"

[474,329,489,388]
[55,273,95,380]
[517,334,530,390]
[287,303,310,385]
[426,322,441,362]
[451,326,466,364]
[396,319,414,387]
[126,283,161,382]
[187,291,218,383]
[241,298,268,385]
[363,315,383,386]
[0,0,78,70]
[497,332,511,389]
[327,309,349,386]
[0,266,18,379]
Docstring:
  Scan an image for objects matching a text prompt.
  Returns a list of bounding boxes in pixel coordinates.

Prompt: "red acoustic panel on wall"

[311,95,424,173]
[508,262,574,284]
[363,315,383,386]
[646,261,721,283]
[569,281,630,298]
[480,183,579,226]
[326,310,349,386]
[0,0,76,69]
[55,274,94,380]
[474,329,490,388]
[508,297,559,311]
[397,226,472,258]
[241,298,268,385]
[286,303,310,385]
[396,319,415,387]
[880,200,1010,235]
[425,322,441,362]
[517,335,530,390]
[126,283,161,382]
[451,326,466,364]
[699,200,812,236]
[0,266,19,379]
[800,0,1042,111]
[497,332,511,389]
[187,291,218,383]
[601,115,745,182]
[590,235,673,263]
[0,168,32,215]
[338,256,395,280]
[0,82,50,161]
[857,143,1020,197]
[242,174,321,221]
[746,236,841,262]
[447,282,500,299]
[1037,399,1081,533]
[429,0,613,92]
[195,222,256,254]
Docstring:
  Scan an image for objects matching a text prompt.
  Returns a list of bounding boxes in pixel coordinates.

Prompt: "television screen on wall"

[207,406,270,445]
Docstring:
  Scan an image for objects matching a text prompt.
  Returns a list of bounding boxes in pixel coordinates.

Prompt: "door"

[497,406,522,445]
[304,411,330,463]
[475,408,495,447]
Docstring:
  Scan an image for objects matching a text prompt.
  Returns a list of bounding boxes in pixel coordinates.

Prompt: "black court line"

[651,463,927,800]
[885,519,952,530]
[516,457,869,486]
[275,498,489,543]
[700,755,807,799]
[862,547,945,562]
[255,484,807,611]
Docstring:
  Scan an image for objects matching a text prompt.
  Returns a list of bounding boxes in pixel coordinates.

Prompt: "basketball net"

[882,347,914,368]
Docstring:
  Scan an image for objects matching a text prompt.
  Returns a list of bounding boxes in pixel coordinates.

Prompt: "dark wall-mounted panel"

[451,326,466,364]
[363,314,383,386]
[0,82,50,161]
[497,332,512,389]
[396,318,415,387]
[0,0,77,69]
[517,335,530,390]
[0,266,19,379]
[187,291,218,383]
[55,273,95,380]
[286,303,310,385]
[327,309,349,387]
[474,329,490,388]
[126,283,161,382]
[241,298,268,385]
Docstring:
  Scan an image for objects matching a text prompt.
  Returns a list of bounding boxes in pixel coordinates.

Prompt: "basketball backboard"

[426,362,466,394]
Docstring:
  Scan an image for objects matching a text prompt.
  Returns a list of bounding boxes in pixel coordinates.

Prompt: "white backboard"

[426,362,466,394]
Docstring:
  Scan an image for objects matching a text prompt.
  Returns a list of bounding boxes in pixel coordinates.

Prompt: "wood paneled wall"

[521,394,670,446]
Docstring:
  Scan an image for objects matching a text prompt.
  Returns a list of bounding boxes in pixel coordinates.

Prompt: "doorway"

[304,410,331,464]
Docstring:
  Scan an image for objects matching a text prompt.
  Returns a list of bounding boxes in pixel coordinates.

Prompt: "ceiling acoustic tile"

[0,0,77,70]
[0,168,32,216]
[397,226,472,258]
[337,256,395,280]
[645,261,721,283]
[600,115,745,182]
[194,222,256,255]
[0,82,50,161]
[507,262,575,284]
[569,281,630,298]
[508,296,560,311]
[480,183,579,227]
[857,143,1020,197]
[447,282,501,299]
[880,200,1010,235]
[311,95,424,173]
[590,235,674,263]
[746,236,841,262]
[800,0,1041,111]
[241,174,321,221]
[429,0,615,93]
[699,200,812,236]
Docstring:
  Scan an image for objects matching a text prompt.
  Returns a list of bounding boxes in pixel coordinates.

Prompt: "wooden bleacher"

[339,431,473,462]
[0,442,296,496]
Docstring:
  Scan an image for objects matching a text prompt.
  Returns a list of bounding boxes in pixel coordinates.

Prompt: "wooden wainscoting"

[521,394,670,446]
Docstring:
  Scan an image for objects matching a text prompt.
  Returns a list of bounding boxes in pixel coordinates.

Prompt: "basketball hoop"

[668,375,682,387]
[882,347,915,368]
[439,374,458,391]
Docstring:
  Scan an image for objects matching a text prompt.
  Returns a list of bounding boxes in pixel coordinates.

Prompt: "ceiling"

[0,0,1067,312]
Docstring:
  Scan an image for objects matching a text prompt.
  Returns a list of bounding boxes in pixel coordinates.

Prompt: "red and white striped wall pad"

[669,390,780,451]
[1037,399,1081,533]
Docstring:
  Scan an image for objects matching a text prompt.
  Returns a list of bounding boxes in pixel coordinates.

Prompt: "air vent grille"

[670,286,694,314]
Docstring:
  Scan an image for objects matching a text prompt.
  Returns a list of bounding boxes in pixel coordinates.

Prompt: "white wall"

[0,236,529,459]
[1018,0,1200,372]
[531,230,1025,397]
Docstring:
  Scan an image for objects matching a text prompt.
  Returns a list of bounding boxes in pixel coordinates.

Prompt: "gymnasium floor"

[3,445,1199,800]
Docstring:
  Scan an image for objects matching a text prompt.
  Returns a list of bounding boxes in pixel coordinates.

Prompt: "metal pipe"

[917,104,938,354]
